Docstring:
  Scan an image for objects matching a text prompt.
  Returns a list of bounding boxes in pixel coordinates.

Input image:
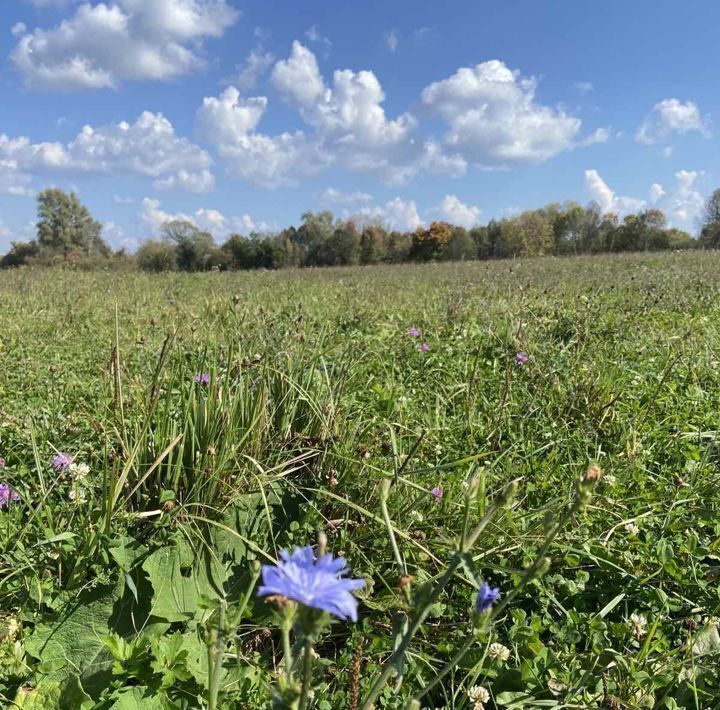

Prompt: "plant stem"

[207,599,226,710]
[298,640,314,710]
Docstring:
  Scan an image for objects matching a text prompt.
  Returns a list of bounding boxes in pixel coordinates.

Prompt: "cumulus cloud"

[12,0,239,90]
[199,42,466,187]
[230,49,275,91]
[584,169,645,215]
[421,59,589,164]
[636,99,709,144]
[356,197,423,231]
[585,168,704,226]
[649,183,665,203]
[140,197,268,237]
[195,86,330,187]
[439,194,481,227]
[197,87,267,145]
[0,111,213,193]
[662,170,704,223]
[272,42,416,147]
[270,42,326,107]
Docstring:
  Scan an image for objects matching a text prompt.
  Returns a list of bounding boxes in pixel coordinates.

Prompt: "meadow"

[0,251,719,709]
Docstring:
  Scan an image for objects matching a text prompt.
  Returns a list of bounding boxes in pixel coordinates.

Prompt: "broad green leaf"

[25,579,125,697]
[692,623,720,656]
[109,686,174,709]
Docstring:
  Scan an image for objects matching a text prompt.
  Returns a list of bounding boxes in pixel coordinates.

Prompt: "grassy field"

[1,252,720,709]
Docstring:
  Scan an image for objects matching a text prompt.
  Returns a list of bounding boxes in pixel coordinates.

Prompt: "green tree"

[498,211,553,257]
[0,240,40,268]
[699,188,720,248]
[359,224,387,264]
[384,230,412,263]
[136,240,177,272]
[160,219,218,272]
[296,211,335,266]
[36,188,108,259]
[410,221,452,261]
[327,221,361,266]
[443,226,476,261]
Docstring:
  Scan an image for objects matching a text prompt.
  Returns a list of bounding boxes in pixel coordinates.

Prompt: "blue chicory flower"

[476,580,501,613]
[258,545,365,621]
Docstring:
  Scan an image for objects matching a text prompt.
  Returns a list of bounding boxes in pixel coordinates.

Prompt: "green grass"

[1,252,720,709]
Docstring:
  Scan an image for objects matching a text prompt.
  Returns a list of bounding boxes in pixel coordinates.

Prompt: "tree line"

[4,187,720,271]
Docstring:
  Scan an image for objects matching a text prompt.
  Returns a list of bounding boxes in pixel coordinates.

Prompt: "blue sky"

[0,0,718,251]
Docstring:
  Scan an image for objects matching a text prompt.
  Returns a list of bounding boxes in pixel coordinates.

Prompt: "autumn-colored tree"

[410,221,452,261]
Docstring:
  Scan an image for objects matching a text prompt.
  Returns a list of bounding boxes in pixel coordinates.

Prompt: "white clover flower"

[69,487,87,504]
[604,474,616,485]
[468,685,490,704]
[0,616,20,642]
[409,510,424,522]
[625,522,640,536]
[69,462,90,481]
[488,642,510,662]
[630,612,648,638]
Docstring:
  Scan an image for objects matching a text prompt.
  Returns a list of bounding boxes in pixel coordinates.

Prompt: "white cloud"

[196,87,267,145]
[439,194,481,227]
[663,170,704,223]
[636,99,709,144]
[304,24,332,56]
[322,187,373,205]
[0,111,213,193]
[384,29,399,52]
[581,127,610,146]
[139,197,268,238]
[230,48,275,91]
[584,169,645,215]
[649,183,665,203]
[12,0,239,90]
[357,197,423,231]
[272,42,415,147]
[421,59,586,164]
[574,81,594,94]
[199,43,466,187]
[271,41,326,108]
[11,23,27,37]
[195,89,329,187]
[113,194,134,204]
[585,168,704,227]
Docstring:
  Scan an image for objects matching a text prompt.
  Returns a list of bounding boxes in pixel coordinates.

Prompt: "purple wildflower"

[0,458,5,469]
[52,453,72,471]
[418,343,430,352]
[408,327,420,337]
[194,373,211,385]
[431,486,443,501]
[0,484,17,508]
[476,581,501,613]
[258,545,365,621]
[515,352,528,365]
